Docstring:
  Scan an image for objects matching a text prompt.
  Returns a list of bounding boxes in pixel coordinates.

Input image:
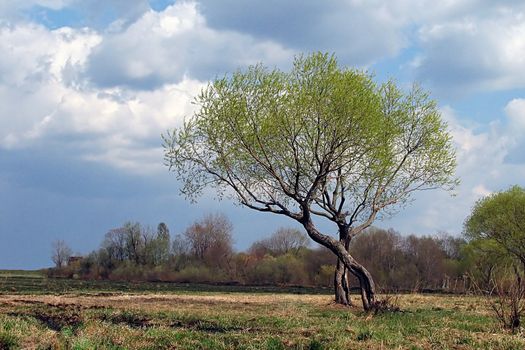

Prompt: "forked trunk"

[302,219,376,311]
[334,235,353,306]
[337,257,375,310]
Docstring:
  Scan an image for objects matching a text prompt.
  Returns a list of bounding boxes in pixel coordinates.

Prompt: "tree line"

[51,213,476,293]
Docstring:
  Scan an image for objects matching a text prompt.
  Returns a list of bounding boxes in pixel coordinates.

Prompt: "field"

[0,271,523,349]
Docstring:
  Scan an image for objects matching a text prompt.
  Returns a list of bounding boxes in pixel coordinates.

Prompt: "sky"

[1,0,525,269]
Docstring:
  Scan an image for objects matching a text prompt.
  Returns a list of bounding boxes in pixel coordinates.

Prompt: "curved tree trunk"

[302,218,377,311]
[353,264,376,310]
[339,256,375,310]
[340,237,376,310]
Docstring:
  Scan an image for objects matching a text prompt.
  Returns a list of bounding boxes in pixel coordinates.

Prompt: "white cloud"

[0,23,101,147]
[0,2,300,174]
[0,20,205,174]
[413,3,525,93]
[194,0,525,93]
[0,0,72,17]
[86,2,294,89]
[472,184,492,197]
[505,98,525,131]
[1,0,525,238]
[198,0,410,67]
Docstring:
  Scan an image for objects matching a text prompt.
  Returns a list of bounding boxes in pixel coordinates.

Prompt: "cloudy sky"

[1,0,525,269]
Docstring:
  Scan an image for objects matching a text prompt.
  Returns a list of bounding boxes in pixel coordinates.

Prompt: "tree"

[51,240,72,268]
[404,235,446,290]
[151,222,171,265]
[123,222,144,265]
[464,185,525,331]
[102,227,128,264]
[163,52,457,310]
[464,185,525,267]
[101,222,148,266]
[250,227,309,256]
[350,228,406,291]
[183,213,234,268]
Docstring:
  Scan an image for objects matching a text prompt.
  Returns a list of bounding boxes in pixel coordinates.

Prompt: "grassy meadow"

[0,271,523,350]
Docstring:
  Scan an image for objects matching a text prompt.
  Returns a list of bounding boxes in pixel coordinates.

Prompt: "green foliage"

[163,53,457,310]
[463,185,525,290]
[464,185,525,265]
[464,186,525,331]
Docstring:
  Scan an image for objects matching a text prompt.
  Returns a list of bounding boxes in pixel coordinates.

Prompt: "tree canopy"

[464,185,525,267]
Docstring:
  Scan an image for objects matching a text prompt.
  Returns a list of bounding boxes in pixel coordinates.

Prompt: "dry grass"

[0,292,523,349]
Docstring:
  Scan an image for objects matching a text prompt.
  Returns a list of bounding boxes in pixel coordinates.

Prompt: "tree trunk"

[334,259,351,305]
[353,265,375,310]
[302,218,376,311]
[334,235,353,306]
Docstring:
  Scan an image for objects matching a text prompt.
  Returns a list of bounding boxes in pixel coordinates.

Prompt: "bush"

[109,262,146,281]
[489,273,524,333]
[314,265,334,287]
[173,266,225,283]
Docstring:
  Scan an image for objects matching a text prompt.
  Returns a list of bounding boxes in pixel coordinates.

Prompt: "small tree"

[152,222,171,265]
[464,185,525,331]
[163,53,457,310]
[51,240,72,268]
[102,227,128,264]
[464,186,525,267]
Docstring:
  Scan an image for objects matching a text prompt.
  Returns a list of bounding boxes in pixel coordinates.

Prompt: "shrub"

[489,274,524,333]
[173,266,223,283]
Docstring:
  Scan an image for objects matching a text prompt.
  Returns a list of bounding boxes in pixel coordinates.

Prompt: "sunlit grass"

[1,291,524,349]
[0,272,521,349]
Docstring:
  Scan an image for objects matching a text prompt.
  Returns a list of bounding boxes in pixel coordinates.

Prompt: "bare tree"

[184,213,234,268]
[123,222,143,265]
[250,227,309,256]
[172,233,190,256]
[102,227,127,263]
[101,222,147,265]
[51,240,72,268]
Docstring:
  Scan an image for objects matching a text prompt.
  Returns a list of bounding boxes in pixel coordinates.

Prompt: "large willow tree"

[163,53,457,311]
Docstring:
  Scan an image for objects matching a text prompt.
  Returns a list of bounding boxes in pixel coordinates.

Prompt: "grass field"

[0,271,523,349]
